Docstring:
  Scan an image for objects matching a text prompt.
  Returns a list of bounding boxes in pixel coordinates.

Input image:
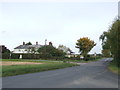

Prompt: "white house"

[13,42,43,54]
[58,45,74,55]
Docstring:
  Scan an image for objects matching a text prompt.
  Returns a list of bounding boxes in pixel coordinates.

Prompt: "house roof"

[14,45,43,49]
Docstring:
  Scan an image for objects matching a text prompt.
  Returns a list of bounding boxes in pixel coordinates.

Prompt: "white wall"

[13,49,28,53]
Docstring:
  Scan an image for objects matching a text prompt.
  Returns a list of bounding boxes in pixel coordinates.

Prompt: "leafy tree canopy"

[25,42,32,45]
[38,45,66,57]
[1,45,10,54]
[100,19,120,66]
[58,45,73,54]
[75,37,96,59]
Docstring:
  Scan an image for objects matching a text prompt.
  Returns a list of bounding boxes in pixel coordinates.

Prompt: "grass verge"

[2,61,77,77]
[1,58,102,77]
[1,57,102,63]
[108,61,120,75]
[63,57,102,63]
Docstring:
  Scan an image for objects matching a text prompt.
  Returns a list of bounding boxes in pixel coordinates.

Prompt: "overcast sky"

[0,1,118,54]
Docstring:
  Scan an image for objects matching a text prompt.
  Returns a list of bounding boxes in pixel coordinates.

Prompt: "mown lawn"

[1,58,102,77]
[1,58,101,62]
[1,60,77,77]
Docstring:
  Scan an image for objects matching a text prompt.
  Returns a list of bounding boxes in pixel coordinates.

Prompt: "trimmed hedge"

[10,54,40,59]
[2,53,10,59]
[9,53,65,60]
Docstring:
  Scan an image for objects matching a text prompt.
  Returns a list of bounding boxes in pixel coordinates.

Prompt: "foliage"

[10,53,41,59]
[1,45,11,59]
[25,42,32,45]
[108,61,120,75]
[75,37,96,60]
[28,47,38,54]
[11,54,21,59]
[1,45,10,54]
[58,45,73,54]
[102,49,111,57]
[25,46,38,59]
[2,53,10,59]
[100,19,120,67]
[38,45,66,59]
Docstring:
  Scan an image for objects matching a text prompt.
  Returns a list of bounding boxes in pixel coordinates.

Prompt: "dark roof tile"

[14,45,43,49]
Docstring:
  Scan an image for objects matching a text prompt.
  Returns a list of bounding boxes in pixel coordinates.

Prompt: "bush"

[11,54,20,59]
[2,53,10,59]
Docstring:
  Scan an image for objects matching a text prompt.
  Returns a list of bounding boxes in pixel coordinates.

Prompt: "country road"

[2,58,118,88]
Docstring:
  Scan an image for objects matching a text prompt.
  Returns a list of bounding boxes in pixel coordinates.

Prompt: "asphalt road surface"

[2,58,118,88]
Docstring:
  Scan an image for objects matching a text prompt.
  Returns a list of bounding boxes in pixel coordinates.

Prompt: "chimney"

[49,42,52,46]
[36,41,38,45]
[45,39,47,45]
[23,42,25,45]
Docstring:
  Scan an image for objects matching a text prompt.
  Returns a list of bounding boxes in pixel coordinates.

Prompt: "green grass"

[2,60,77,77]
[2,57,102,64]
[108,62,120,75]
[1,58,102,77]
[62,57,102,63]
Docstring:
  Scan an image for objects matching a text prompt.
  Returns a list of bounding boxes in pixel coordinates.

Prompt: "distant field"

[1,59,77,77]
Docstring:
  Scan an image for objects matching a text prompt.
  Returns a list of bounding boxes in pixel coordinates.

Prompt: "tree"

[102,49,111,57]
[38,45,65,59]
[75,37,96,60]
[1,45,11,59]
[25,42,32,45]
[24,46,37,59]
[58,45,73,54]
[99,38,111,57]
[100,19,120,66]
[1,45,10,54]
